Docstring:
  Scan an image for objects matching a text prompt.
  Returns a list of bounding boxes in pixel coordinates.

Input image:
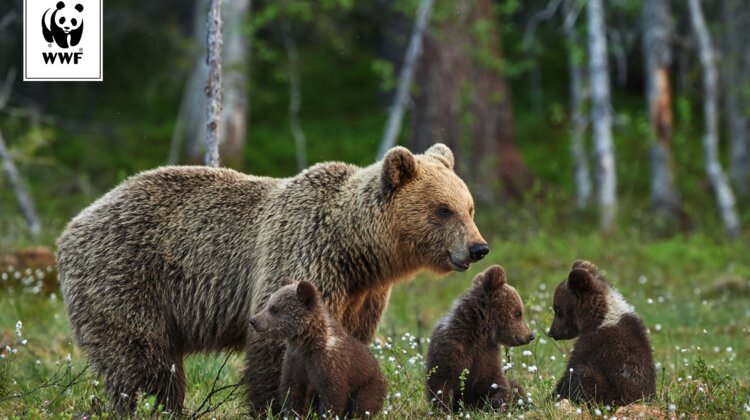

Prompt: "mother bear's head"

[380,143,489,274]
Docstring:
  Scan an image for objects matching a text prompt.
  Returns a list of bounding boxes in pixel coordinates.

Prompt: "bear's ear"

[425,143,455,170]
[474,265,506,291]
[56,1,65,9]
[571,259,598,275]
[567,268,594,296]
[296,281,319,309]
[280,277,295,287]
[381,146,418,196]
[75,3,84,12]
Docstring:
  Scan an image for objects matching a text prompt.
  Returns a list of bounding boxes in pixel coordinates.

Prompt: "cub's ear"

[280,277,295,287]
[75,4,84,12]
[571,259,598,275]
[567,268,594,296]
[473,265,506,291]
[56,1,65,9]
[425,143,455,170]
[296,281,319,309]
[381,146,418,197]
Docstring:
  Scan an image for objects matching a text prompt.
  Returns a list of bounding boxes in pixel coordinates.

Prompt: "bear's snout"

[468,242,489,262]
[249,316,268,332]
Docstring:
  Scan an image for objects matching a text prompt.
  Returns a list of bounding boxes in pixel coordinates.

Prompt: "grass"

[1,207,749,418]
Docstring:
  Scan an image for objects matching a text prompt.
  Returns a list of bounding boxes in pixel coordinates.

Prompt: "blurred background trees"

[0,0,749,242]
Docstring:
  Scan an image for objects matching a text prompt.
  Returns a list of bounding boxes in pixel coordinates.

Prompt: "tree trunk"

[219,0,250,168]
[588,0,617,231]
[412,0,531,201]
[564,0,591,210]
[0,129,41,238]
[722,0,749,196]
[688,0,741,237]
[204,0,223,168]
[376,0,434,160]
[411,2,469,172]
[281,20,307,171]
[643,0,679,216]
[170,0,249,168]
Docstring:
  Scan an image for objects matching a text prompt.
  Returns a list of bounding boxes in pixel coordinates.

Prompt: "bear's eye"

[553,305,560,315]
[72,18,77,25]
[59,17,66,24]
[435,205,453,218]
[269,305,279,315]
[515,310,522,319]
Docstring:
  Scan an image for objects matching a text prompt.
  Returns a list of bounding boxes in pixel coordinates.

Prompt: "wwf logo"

[42,1,84,49]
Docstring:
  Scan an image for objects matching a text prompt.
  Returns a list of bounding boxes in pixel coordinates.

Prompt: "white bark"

[643,0,679,215]
[587,0,617,231]
[281,20,307,171]
[564,0,591,210]
[170,0,249,166]
[376,0,434,160]
[0,129,41,238]
[689,0,741,237]
[205,0,223,168]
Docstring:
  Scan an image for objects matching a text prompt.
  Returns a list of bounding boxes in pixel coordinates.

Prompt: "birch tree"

[0,131,41,238]
[169,0,250,168]
[643,0,679,216]
[376,0,434,160]
[587,0,617,231]
[205,0,223,168]
[0,69,40,238]
[564,0,591,210]
[688,0,741,237]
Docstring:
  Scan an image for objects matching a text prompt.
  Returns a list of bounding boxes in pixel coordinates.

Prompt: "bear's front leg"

[279,351,311,416]
[243,333,286,415]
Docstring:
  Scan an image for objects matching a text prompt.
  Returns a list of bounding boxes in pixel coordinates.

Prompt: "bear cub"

[549,260,656,405]
[426,265,535,412]
[250,278,386,417]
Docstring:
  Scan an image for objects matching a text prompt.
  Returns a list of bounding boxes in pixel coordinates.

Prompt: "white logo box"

[24,0,103,81]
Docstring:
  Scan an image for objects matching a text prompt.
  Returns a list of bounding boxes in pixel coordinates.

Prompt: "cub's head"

[548,260,633,339]
[471,265,535,347]
[249,278,320,340]
[380,144,488,274]
[53,2,84,34]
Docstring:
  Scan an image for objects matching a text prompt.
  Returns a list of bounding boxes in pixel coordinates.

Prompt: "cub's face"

[473,265,535,347]
[381,144,489,274]
[56,3,84,33]
[548,260,612,339]
[548,280,578,340]
[249,278,318,340]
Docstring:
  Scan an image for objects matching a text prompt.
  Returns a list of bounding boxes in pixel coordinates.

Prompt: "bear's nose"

[249,318,257,327]
[528,332,536,342]
[469,243,489,262]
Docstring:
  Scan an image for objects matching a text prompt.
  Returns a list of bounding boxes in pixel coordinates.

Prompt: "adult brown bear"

[56,144,489,413]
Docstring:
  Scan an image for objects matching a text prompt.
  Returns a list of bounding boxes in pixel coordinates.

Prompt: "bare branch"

[189,354,242,419]
[376,0,435,160]
[522,0,563,50]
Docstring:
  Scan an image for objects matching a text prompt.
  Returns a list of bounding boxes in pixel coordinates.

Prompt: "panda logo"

[42,1,84,49]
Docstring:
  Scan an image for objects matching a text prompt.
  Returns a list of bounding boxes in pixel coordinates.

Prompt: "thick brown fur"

[56,144,487,413]
[426,265,535,412]
[549,260,656,406]
[250,279,386,417]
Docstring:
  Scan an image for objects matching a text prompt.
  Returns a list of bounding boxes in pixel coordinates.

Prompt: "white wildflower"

[522,350,532,357]
[15,321,22,337]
